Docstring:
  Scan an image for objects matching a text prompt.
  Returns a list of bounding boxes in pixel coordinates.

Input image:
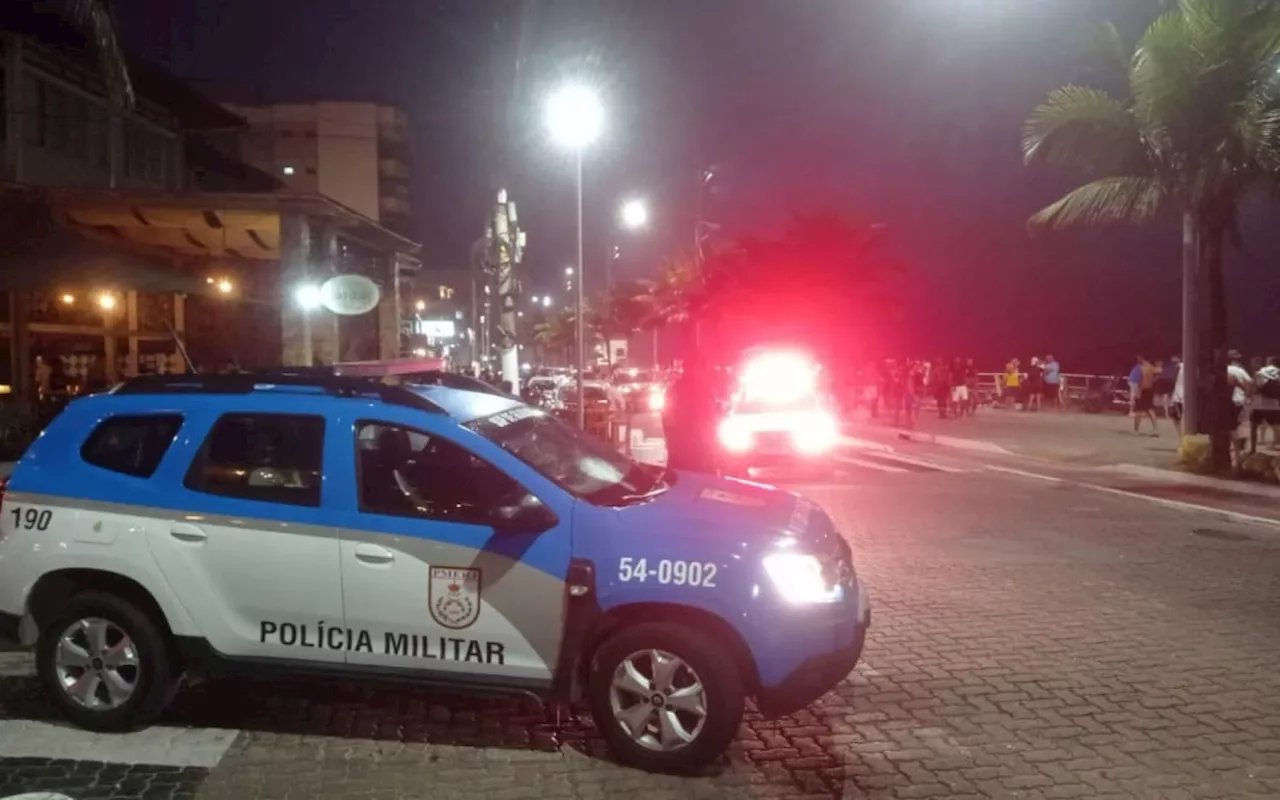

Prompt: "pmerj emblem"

[429,566,482,629]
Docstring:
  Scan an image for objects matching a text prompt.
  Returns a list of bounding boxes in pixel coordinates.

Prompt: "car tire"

[587,621,745,774]
[36,590,177,733]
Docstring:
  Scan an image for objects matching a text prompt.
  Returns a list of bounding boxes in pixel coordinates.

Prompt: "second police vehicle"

[0,371,868,773]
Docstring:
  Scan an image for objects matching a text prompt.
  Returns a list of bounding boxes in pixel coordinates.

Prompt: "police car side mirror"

[491,493,557,534]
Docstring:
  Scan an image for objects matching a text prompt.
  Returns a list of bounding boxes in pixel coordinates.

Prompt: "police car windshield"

[467,407,667,506]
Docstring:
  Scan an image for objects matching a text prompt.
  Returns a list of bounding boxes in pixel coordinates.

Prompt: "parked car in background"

[612,368,667,413]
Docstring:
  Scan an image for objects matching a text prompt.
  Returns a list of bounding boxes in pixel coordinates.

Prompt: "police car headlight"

[762,552,843,604]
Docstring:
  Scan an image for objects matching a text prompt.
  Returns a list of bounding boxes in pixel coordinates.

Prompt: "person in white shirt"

[1170,358,1185,435]
[1226,349,1254,453]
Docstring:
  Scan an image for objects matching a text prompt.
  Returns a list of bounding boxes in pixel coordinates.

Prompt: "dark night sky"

[114,0,1278,371]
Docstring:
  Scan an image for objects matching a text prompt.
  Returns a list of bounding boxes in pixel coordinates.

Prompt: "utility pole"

[487,189,526,391]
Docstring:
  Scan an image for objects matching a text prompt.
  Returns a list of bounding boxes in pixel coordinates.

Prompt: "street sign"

[321,274,380,315]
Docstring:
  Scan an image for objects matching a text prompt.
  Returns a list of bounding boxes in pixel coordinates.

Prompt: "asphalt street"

[1,435,1278,799]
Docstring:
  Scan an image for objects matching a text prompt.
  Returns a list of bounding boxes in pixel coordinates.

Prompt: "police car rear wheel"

[589,622,745,773]
[36,591,176,733]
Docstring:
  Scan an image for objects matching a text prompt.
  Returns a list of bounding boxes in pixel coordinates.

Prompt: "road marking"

[986,465,1280,530]
[867,452,967,473]
[0,720,239,768]
[1076,483,1280,531]
[834,455,908,473]
[838,435,895,453]
[985,465,1066,483]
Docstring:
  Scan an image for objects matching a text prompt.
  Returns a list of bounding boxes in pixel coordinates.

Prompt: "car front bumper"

[754,581,870,718]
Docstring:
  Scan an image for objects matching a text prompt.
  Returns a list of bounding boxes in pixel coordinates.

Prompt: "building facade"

[222,101,413,236]
[0,6,420,401]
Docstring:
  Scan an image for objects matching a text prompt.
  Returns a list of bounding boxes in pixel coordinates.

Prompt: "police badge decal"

[429,566,482,629]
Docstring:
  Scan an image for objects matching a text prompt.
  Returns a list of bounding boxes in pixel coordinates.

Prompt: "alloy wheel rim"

[608,648,708,752]
[53,617,141,711]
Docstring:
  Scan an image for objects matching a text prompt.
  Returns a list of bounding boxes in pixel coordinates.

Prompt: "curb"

[1095,463,1280,500]
[838,435,896,454]
[890,429,1014,456]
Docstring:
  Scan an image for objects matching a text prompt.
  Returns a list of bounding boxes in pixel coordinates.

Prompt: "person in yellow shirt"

[1003,359,1022,408]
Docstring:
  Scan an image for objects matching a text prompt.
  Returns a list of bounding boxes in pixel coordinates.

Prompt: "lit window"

[282,165,296,176]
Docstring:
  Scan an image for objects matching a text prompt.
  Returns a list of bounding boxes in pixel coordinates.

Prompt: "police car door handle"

[353,544,394,564]
[170,524,207,543]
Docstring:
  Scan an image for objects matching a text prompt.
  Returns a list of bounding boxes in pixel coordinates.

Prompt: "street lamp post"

[546,83,603,429]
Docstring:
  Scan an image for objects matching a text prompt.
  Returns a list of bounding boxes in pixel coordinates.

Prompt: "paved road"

[1,440,1278,799]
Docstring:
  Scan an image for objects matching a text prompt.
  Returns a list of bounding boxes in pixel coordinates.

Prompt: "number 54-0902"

[617,557,717,588]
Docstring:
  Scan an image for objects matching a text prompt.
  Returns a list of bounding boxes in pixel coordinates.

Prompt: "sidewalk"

[849,407,1263,469]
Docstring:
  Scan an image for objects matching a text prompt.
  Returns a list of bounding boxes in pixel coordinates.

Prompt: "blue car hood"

[612,470,824,543]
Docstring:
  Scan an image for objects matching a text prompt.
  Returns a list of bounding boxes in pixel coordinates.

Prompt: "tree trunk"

[1203,224,1232,472]
[1179,210,1202,435]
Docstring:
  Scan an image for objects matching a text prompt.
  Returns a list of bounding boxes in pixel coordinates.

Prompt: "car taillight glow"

[791,411,837,453]
[718,416,752,452]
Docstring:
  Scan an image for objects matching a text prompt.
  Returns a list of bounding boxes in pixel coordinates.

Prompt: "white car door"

[333,416,572,687]
[145,409,346,664]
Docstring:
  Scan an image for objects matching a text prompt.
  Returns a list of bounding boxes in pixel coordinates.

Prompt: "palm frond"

[1029,176,1166,230]
[64,0,134,111]
[1022,85,1149,175]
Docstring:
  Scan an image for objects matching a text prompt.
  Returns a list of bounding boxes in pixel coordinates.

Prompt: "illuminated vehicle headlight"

[762,552,843,604]
[718,416,752,452]
[649,388,665,411]
[792,412,837,454]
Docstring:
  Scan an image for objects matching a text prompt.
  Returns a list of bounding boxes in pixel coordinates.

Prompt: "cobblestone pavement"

[0,468,1278,799]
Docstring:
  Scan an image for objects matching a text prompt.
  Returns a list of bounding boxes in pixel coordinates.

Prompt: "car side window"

[185,413,325,507]
[80,414,183,478]
[355,421,524,525]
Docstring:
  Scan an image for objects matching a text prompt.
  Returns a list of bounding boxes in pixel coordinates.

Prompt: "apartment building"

[223,101,413,235]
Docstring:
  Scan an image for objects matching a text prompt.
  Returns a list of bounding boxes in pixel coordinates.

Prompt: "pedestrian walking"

[1042,354,1061,409]
[662,353,722,474]
[932,357,952,419]
[1025,357,1044,412]
[1003,359,1022,409]
[1131,356,1159,435]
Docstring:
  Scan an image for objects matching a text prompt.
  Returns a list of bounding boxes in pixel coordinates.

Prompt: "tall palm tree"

[61,0,135,111]
[1023,0,1280,469]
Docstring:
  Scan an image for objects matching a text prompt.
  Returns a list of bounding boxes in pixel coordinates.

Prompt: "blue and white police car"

[0,371,869,773]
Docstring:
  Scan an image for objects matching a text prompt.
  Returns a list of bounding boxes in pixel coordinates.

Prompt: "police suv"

[0,372,869,773]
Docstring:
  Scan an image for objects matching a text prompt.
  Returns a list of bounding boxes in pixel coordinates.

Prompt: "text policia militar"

[260,621,506,665]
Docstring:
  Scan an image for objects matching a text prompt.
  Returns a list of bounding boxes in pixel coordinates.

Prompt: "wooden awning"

[0,194,211,294]
[43,188,419,262]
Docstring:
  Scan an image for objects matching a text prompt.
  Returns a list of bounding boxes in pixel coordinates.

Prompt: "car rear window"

[80,414,184,478]
[184,413,325,507]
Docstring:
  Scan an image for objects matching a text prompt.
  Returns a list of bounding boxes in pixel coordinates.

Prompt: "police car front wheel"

[36,591,177,733]
[588,622,745,773]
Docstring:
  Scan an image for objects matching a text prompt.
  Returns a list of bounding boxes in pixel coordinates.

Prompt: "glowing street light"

[546,82,603,429]
[295,283,323,311]
[217,279,234,295]
[620,198,648,230]
[542,295,552,308]
[564,266,574,276]
[97,293,116,311]
[545,84,604,150]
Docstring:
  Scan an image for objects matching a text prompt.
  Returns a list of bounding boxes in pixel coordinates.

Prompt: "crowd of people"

[845,356,1063,427]
[1128,351,1279,450]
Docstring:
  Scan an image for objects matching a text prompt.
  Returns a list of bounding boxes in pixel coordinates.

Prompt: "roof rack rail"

[111,371,447,414]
